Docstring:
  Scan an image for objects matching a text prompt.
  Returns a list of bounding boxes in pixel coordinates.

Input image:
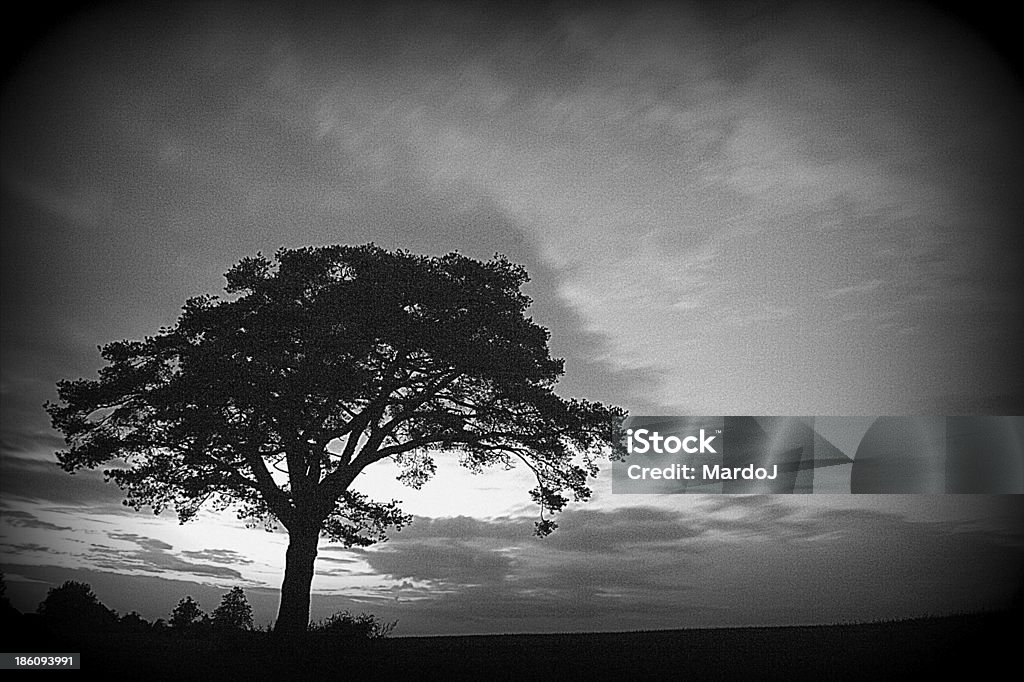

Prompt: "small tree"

[170,596,205,629]
[47,244,626,634]
[212,587,253,630]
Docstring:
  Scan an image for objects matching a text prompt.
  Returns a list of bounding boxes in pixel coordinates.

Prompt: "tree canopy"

[212,587,253,630]
[170,596,205,629]
[37,581,117,633]
[47,244,626,633]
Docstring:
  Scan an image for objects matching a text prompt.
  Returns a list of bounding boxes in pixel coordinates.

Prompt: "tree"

[212,587,253,630]
[46,244,626,634]
[0,572,19,620]
[37,581,117,633]
[118,611,152,632]
[169,596,205,629]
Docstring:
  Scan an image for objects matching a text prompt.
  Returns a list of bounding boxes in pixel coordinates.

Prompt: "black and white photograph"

[2,1,1022,677]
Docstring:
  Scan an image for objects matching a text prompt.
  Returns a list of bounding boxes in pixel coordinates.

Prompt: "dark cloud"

[0,562,279,626]
[543,506,707,552]
[86,543,243,581]
[367,541,515,585]
[0,454,126,507]
[0,509,72,532]
[2,498,1022,635]
[338,500,1024,633]
[108,533,174,552]
[180,548,255,566]
[381,515,531,543]
[0,542,53,554]
[0,532,249,582]
[90,533,243,579]
[0,431,67,459]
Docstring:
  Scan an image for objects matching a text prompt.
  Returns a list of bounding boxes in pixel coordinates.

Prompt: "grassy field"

[10,610,1019,680]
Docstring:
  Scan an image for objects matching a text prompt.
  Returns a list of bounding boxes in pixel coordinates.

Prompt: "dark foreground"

[9,611,1019,680]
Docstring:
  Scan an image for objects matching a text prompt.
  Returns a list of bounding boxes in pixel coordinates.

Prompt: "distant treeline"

[0,572,394,641]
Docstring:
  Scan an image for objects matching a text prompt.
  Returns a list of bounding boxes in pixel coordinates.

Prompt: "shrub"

[309,611,396,639]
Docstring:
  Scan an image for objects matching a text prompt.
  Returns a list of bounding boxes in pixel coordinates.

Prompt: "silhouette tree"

[0,572,19,620]
[118,611,152,632]
[169,596,205,629]
[212,587,253,630]
[37,581,117,633]
[46,244,626,634]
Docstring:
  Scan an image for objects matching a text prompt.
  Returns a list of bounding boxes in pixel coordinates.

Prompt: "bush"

[310,611,396,639]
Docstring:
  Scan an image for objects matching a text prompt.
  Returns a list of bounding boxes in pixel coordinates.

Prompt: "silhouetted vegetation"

[0,572,10,609]
[0,572,20,624]
[36,580,117,634]
[169,596,205,630]
[16,580,392,643]
[28,609,1024,680]
[46,245,626,634]
[309,610,396,640]
[212,587,253,630]
[118,611,152,633]
[7,576,1018,679]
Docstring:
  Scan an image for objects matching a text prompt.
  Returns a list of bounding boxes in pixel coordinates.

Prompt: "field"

[9,610,1018,680]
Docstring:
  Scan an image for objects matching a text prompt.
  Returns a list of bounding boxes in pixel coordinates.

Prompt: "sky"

[1,0,1022,635]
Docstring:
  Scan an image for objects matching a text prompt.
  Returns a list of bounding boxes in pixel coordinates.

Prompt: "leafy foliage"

[119,611,153,632]
[47,244,624,537]
[0,573,18,620]
[170,596,205,629]
[46,244,626,630]
[212,587,253,630]
[37,581,117,632]
[309,610,396,639]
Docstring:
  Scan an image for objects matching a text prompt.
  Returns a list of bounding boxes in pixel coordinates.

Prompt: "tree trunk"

[274,526,320,635]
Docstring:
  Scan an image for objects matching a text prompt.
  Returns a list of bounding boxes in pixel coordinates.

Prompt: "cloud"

[87,535,244,581]
[0,455,128,507]
[1,514,247,583]
[180,549,255,566]
[108,533,174,552]
[0,509,73,532]
[3,496,1022,635]
[366,542,515,585]
[1,543,54,554]
[334,498,1024,633]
